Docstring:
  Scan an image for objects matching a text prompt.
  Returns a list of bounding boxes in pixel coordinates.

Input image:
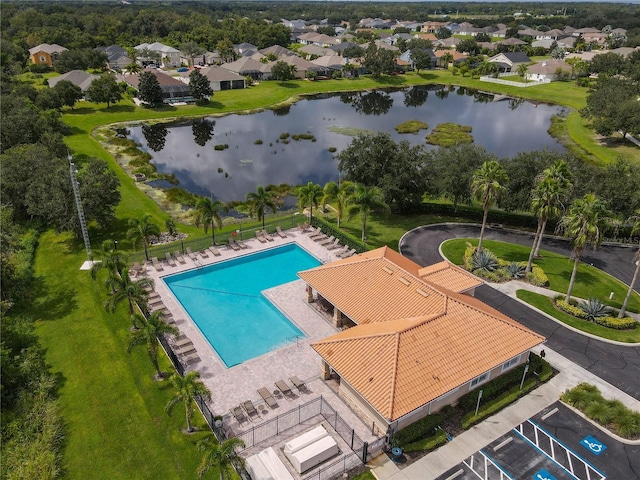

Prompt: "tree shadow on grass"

[373,75,407,86]
[28,275,79,322]
[278,81,300,89]
[417,72,439,81]
[100,105,136,114]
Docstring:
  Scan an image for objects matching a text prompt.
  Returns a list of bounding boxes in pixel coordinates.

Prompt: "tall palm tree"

[517,63,529,82]
[104,269,154,328]
[128,311,179,378]
[91,239,128,290]
[165,371,211,433]
[194,197,228,245]
[127,214,160,261]
[323,181,355,228]
[245,186,277,229]
[471,161,508,251]
[297,181,324,222]
[196,435,246,480]
[619,211,640,318]
[346,184,390,243]
[557,194,611,302]
[532,161,572,257]
[440,52,453,69]
[526,161,573,273]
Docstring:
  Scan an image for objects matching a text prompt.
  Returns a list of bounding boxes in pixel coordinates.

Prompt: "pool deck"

[141,228,380,455]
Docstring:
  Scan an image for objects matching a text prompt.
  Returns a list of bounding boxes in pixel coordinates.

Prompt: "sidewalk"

[370,345,640,480]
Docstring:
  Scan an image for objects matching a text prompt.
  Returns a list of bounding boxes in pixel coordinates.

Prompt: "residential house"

[422,21,450,33]
[488,51,532,73]
[434,49,468,66]
[29,43,68,66]
[582,32,607,46]
[259,45,295,58]
[220,57,269,80]
[527,59,572,81]
[135,42,181,68]
[234,43,258,56]
[359,18,394,29]
[47,70,100,91]
[415,33,438,43]
[96,45,132,71]
[297,32,341,48]
[531,37,577,50]
[434,37,461,49]
[121,69,192,103]
[311,55,346,72]
[497,37,527,48]
[299,247,544,434]
[197,66,246,91]
[398,48,438,70]
[266,55,325,79]
[281,18,308,30]
[300,44,339,58]
[384,33,413,46]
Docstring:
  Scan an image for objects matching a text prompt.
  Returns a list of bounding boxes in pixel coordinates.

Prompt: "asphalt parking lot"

[436,402,640,480]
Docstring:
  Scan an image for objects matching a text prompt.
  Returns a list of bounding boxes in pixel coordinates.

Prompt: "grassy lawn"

[440,238,640,313]
[516,290,640,343]
[31,231,216,479]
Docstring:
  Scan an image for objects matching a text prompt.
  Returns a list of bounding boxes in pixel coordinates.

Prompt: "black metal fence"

[301,452,363,480]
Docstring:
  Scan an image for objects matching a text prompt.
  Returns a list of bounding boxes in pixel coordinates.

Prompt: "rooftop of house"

[29,43,68,55]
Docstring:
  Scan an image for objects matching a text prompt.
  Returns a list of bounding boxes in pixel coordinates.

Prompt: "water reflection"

[126,86,565,202]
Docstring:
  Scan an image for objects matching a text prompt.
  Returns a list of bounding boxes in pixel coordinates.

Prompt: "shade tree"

[193,197,228,245]
[85,75,122,107]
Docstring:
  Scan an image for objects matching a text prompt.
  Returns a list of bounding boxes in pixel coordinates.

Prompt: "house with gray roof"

[121,69,192,103]
[220,57,268,80]
[29,43,68,67]
[488,51,531,73]
[97,45,132,71]
[198,66,246,91]
[48,70,100,91]
[135,42,181,68]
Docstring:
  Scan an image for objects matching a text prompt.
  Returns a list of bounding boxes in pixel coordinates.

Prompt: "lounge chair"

[165,252,177,267]
[319,236,335,246]
[199,249,209,259]
[298,223,310,233]
[175,336,192,348]
[174,251,186,264]
[208,246,221,257]
[181,351,200,364]
[290,376,307,392]
[275,380,293,398]
[255,230,267,243]
[132,261,145,275]
[257,387,278,409]
[231,406,249,424]
[325,238,342,250]
[185,247,198,260]
[242,400,259,419]
[261,230,274,241]
[177,344,196,356]
[149,297,164,307]
[228,238,241,251]
[151,257,164,272]
[307,226,322,237]
[236,238,248,249]
[334,246,349,256]
[276,226,288,238]
[338,248,356,259]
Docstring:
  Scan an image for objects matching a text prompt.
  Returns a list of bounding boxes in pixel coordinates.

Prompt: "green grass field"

[516,290,640,343]
[440,238,640,313]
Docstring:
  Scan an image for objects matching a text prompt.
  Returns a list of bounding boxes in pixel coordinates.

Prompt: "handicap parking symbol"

[533,469,557,480]
[580,435,607,455]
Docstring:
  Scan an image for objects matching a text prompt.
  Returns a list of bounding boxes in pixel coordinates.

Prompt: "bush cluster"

[416,203,541,230]
[214,144,229,150]
[526,265,549,287]
[402,430,448,453]
[463,244,547,286]
[562,383,640,439]
[392,413,445,446]
[291,133,316,141]
[556,299,588,318]
[594,316,637,330]
[310,217,367,253]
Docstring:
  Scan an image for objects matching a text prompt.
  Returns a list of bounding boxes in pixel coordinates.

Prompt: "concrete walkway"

[370,345,640,480]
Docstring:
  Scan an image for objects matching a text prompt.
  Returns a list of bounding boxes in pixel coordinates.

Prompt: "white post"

[520,364,530,390]
[475,389,483,416]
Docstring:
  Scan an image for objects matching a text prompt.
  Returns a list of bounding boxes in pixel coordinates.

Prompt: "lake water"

[126,86,566,202]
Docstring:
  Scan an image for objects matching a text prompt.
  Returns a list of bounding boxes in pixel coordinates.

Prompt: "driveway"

[399,224,640,401]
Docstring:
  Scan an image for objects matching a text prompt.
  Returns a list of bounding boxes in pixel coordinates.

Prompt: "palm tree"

[196,435,246,480]
[128,311,179,378]
[323,181,355,228]
[104,269,154,328]
[346,184,390,243]
[296,182,324,222]
[517,63,529,82]
[125,62,141,75]
[91,239,128,290]
[526,161,573,273]
[265,183,292,208]
[619,211,640,318]
[245,186,277,229]
[127,215,160,261]
[165,371,211,433]
[471,161,508,251]
[194,197,228,245]
[440,52,453,69]
[557,194,611,302]
[532,161,572,257]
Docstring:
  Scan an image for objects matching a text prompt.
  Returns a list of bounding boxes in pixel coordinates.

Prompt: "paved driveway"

[399,224,640,401]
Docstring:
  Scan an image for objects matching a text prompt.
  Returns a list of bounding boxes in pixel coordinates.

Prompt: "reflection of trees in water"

[344,90,393,116]
[141,124,168,152]
[509,98,525,110]
[192,118,215,146]
[473,92,494,103]
[435,88,449,100]
[456,86,466,95]
[404,86,429,108]
[272,105,291,116]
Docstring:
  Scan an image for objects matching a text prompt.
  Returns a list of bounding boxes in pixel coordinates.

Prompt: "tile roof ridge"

[313,329,399,345]
[396,313,443,332]
[388,332,401,418]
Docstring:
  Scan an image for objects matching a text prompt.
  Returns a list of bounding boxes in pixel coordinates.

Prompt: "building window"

[502,355,521,372]
[470,372,489,388]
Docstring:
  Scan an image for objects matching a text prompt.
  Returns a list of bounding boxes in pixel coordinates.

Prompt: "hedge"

[402,430,448,453]
[527,265,549,287]
[415,203,541,230]
[392,413,445,446]
[310,216,368,253]
[594,316,637,330]
[462,378,537,429]
[556,300,588,318]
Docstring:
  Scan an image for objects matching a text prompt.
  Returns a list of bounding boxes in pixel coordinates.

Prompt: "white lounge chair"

[228,238,241,251]
[255,230,267,243]
[276,226,288,238]
[151,257,164,272]
[208,246,221,257]
[262,229,274,241]
[174,251,186,264]
[338,248,356,259]
[165,252,177,267]
[185,247,198,260]
[325,238,341,250]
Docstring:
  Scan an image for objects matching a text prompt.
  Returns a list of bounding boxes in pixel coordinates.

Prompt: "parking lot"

[436,402,640,480]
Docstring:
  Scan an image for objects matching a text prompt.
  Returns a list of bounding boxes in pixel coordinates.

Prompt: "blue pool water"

[163,244,321,367]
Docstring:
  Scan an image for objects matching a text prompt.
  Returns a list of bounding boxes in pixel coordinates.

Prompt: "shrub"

[470,248,499,272]
[214,144,229,151]
[556,300,588,319]
[392,413,445,446]
[579,298,612,322]
[279,133,290,140]
[526,265,549,287]
[165,187,199,207]
[328,147,337,153]
[585,401,613,424]
[395,120,428,134]
[612,413,640,438]
[505,262,525,279]
[403,430,448,453]
[594,316,637,330]
[254,139,263,145]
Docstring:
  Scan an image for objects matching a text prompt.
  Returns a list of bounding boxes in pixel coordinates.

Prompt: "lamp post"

[114,240,118,251]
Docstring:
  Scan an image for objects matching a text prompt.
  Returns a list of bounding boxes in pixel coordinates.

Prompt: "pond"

[126,86,566,202]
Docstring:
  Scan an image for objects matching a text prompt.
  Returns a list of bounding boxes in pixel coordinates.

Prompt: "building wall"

[31,51,53,66]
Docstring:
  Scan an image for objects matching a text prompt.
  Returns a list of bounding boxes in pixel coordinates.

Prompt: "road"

[399,224,640,400]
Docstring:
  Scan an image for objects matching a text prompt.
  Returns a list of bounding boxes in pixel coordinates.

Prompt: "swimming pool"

[163,244,321,367]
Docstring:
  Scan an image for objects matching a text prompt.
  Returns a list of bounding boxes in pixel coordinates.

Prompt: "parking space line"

[494,437,513,451]
[463,450,515,480]
[514,420,606,480]
[541,408,559,421]
[444,469,464,480]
